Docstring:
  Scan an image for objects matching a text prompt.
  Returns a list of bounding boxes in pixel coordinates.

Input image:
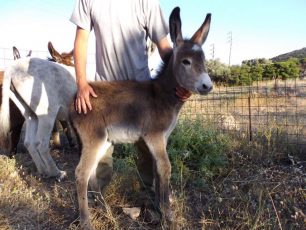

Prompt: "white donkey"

[0,58,77,180]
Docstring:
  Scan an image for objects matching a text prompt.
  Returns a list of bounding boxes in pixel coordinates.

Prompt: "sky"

[0,0,305,70]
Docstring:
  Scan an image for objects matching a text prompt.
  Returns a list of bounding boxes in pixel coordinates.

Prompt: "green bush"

[167,119,231,187]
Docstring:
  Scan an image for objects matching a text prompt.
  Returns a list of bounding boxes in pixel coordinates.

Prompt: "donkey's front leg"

[75,161,92,230]
[76,134,112,230]
[144,135,173,222]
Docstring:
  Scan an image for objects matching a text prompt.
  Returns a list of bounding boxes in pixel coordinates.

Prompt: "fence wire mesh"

[180,79,306,156]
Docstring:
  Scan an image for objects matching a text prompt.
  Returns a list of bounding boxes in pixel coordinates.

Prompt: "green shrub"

[168,119,231,187]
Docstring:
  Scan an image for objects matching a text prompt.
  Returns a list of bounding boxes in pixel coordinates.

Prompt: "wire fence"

[1,47,305,156]
[180,78,306,156]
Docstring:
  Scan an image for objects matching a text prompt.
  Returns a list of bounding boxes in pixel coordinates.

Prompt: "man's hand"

[75,81,97,114]
[176,86,192,102]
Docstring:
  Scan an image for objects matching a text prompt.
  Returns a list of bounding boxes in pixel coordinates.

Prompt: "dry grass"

[0,149,198,230]
[0,138,305,230]
[0,151,79,230]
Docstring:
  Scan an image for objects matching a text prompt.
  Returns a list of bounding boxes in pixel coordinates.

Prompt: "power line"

[227,31,232,66]
[210,43,215,60]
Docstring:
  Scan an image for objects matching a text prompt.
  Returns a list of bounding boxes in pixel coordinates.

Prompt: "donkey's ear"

[48,41,61,62]
[64,49,74,60]
[67,49,74,56]
[13,46,21,60]
[169,7,183,47]
[27,50,32,57]
[191,13,211,45]
[61,49,75,66]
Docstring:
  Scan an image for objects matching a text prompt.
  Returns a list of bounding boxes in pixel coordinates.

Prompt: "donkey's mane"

[47,57,56,62]
[154,51,173,80]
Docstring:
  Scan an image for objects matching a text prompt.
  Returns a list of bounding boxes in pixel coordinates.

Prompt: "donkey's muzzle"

[198,73,213,95]
[199,84,213,95]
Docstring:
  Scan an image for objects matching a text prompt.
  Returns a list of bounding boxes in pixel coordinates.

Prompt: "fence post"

[248,94,253,142]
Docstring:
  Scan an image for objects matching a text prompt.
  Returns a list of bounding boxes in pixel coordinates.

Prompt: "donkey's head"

[13,46,32,60]
[170,7,213,95]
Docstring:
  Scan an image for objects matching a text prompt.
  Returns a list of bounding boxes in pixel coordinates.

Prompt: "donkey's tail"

[0,68,12,151]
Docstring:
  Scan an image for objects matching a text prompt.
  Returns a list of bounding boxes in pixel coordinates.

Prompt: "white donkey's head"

[170,7,213,95]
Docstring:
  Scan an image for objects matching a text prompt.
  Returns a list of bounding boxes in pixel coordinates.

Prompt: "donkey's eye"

[182,59,191,66]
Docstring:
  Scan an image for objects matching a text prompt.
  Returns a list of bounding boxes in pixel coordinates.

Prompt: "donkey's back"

[8,58,76,116]
[70,79,179,144]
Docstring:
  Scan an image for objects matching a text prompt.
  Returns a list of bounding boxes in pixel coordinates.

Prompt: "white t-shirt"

[70,0,168,82]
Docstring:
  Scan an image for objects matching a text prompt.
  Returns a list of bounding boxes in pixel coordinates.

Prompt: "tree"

[250,64,263,82]
[263,63,276,80]
[228,65,241,85]
[274,59,299,80]
[206,59,230,84]
[239,65,252,85]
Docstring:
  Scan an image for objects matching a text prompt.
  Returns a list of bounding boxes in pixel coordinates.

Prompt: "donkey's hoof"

[39,172,51,179]
[165,209,174,222]
[161,206,173,223]
[81,219,94,230]
[140,206,161,224]
[56,170,67,182]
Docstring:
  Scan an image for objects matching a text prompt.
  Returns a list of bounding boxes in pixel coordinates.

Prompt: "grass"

[0,118,305,229]
[0,155,52,229]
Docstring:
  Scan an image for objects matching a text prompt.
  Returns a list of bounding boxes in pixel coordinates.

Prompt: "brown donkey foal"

[70,7,212,229]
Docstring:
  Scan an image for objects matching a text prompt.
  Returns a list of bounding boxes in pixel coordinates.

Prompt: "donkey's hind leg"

[23,117,48,176]
[51,120,62,149]
[135,140,154,190]
[94,145,114,193]
[60,120,78,149]
[10,100,25,154]
[36,115,66,181]
[76,132,112,230]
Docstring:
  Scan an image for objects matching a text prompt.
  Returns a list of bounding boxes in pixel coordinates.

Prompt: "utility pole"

[210,43,215,60]
[227,31,232,66]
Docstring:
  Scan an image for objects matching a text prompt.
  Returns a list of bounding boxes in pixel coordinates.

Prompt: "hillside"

[271,47,306,62]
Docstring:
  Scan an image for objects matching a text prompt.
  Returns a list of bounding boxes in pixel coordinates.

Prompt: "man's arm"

[74,26,97,114]
[155,36,172,62]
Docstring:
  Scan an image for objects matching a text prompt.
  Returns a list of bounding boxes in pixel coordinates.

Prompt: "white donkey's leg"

[36,115,66,181]
[76,133,111,230]
[23,117,48,176]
